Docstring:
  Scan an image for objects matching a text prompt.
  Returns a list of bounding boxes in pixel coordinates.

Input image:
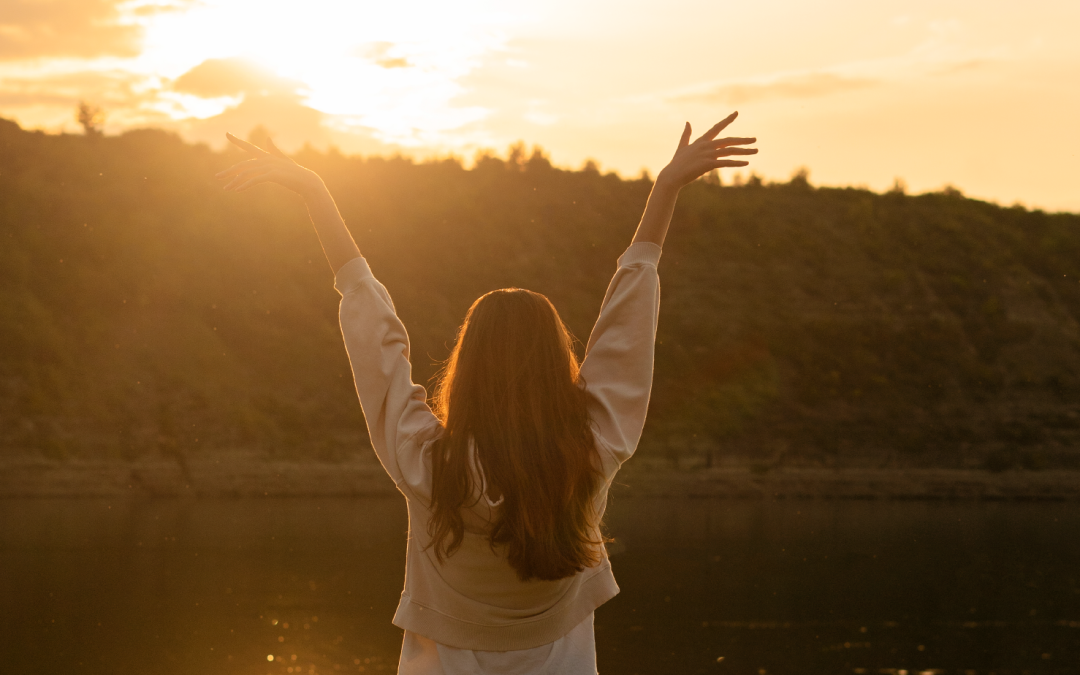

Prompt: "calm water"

[2,497,1078,675]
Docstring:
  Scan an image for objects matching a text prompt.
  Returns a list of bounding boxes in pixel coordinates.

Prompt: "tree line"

[2,117,1079,471]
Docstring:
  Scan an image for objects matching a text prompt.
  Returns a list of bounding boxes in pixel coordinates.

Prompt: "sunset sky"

[1,0,1077,211]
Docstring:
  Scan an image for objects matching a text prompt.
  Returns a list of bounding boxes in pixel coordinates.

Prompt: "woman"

[216,113,756,674]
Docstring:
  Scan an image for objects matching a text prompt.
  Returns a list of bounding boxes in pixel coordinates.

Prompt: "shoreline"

[614,465,1080,501]
[2,456,1078,500]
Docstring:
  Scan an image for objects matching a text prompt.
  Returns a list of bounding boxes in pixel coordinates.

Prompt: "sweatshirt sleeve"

[579,242,662,466]
[334,256,441,488]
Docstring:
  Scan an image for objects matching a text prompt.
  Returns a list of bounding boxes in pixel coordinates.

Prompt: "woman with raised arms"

[216,113,757,675]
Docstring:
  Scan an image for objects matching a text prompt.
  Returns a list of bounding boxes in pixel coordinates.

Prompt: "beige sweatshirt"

[333,242,662,651]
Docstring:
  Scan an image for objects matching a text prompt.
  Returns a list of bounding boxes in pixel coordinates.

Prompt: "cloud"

[180,92,328,146]
[0,65,178,132]
[0,68,152,109]
[375,57,410,69]
[931,59,989,76]
[674,72,877,105]
[0,0,199,60]
[669,39,999,110]
[166,57,342,150]
[0,0,196,60]
[128,0,193,18]
[356,42,412,69]
[172,58,304,98]
[0,60,395,155]
[177,91,410,159]
[0,0,139,59]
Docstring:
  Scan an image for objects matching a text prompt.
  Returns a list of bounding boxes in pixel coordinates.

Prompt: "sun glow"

[127,0,520,145]
[0,0,522,150]
[1,0,1077,210]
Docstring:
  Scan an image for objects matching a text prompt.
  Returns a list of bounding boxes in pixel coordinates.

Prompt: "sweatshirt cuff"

[334,256,375,296]
[617,242,662,268]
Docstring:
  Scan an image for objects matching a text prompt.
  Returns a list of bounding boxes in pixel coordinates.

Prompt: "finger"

[233,173,276,192]
[224,166,274,188]
[713,147,759,157]
[709,159,750,168]
[221,166,267,190]
[215,158,274,179]
[697,111,738,143]
[265,137,290,161]
[684,157,749,183]
[678,122,692,150]
[223,168,272,191]
[711,136,756,149]
[225,132,270,157]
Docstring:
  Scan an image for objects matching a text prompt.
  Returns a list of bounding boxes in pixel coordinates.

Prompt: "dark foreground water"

[1,497,1078,675]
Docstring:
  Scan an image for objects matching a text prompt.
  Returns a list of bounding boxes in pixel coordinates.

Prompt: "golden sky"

[1,0,1077,211]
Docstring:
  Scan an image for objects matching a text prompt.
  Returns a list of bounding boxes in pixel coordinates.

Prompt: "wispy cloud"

[356,42,412,70]
[0,0,195,60]
[674,72,877,105]
[0,0,140,59]
[929,59,989,76]
[0,68,152,109]
[668,22,1007,109]
[172,58,304,98]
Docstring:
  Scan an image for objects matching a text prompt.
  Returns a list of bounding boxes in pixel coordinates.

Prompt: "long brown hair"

[428,288,605,581]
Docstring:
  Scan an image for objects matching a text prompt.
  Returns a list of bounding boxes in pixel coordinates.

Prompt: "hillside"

[2,118,1079,471]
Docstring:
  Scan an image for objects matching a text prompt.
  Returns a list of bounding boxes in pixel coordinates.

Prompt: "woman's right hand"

[215,133,326,198]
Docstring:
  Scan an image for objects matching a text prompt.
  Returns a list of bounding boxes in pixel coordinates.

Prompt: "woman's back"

[330,243,662,650]
[405,468,616,613]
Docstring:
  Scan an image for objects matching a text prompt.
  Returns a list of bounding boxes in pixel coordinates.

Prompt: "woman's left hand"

[656,111,757,191]
[215,133,325,197]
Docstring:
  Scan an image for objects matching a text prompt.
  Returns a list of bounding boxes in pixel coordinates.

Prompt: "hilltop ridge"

[2,118,1079,472]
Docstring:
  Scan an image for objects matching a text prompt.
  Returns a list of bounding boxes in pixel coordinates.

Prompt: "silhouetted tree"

[76,101,104,136]
[789,166,811,189]
[506,141,527,171]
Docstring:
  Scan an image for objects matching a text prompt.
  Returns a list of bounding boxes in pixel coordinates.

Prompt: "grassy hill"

[2,118,1079,471]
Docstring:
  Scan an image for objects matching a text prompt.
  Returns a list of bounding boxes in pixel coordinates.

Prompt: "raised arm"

[215,133,361,274]
[582,113,757,467]
[215,134,439,491]
[632,111,757,247]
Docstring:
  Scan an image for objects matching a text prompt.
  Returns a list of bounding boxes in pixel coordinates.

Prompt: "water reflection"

[1,498,1077,674]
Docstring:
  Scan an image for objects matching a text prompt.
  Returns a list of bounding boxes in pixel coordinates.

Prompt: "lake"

[2,497,1077,674]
